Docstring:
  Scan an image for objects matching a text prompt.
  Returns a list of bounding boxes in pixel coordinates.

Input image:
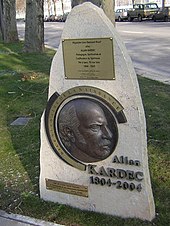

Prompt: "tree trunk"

[0,0,18,43]
[71,0,115,25]
[52,0,56,15]
[0,0,4,40]
[61,0,64,15]
[24,0,44,53]
[71,0,102,8]
[47,0,51,16]
[162,0,165,9]
[101,0,115,26]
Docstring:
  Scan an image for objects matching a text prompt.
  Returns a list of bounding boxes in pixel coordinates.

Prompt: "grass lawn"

[0,41,169,226]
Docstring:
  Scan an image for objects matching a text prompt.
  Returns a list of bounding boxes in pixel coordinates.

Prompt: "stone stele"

[40,2,155,221]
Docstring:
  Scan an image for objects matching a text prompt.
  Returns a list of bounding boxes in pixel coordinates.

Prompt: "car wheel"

[118,16,122,22]
[138,14,142,22]
[164,16,168,22]
[128,15,132,22]
[153,16,156,22]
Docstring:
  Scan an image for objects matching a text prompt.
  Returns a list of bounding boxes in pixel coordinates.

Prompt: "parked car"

[153,7,170,22]
[127,3,159,22]
[52,13,69,22]
[62,12,69,22]
[55,14,63,22]
[115,8,130,22]
[45,15,56,22]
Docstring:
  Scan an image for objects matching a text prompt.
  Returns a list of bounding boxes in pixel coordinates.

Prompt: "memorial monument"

[40,2,155,221]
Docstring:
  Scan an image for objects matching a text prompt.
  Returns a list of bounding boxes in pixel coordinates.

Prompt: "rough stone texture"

[40,3,155,221]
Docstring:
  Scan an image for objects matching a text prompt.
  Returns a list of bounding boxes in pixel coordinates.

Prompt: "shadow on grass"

[0,41,55,75]
[0,72,48,211]
[138,76,170,154]
[0,42,55,200]
[14,192,156,226]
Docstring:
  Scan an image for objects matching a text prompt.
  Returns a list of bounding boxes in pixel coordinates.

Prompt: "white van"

[115,7,132,21]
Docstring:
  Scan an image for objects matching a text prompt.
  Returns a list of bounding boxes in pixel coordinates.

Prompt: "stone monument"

[40,2,155,221]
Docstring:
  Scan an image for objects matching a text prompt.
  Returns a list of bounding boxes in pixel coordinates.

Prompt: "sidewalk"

[45,43,170,86]
[135,68,170,85]
[0,210,63,226]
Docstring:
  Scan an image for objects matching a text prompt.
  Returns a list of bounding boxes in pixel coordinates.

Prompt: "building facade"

[16,0,170,19]
[115,0,170,7]
[44,0,72,17]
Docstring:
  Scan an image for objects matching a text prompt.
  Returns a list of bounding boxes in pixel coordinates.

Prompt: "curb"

[0,210,64,226]
[43,45,170,86]
[135,68,170,85]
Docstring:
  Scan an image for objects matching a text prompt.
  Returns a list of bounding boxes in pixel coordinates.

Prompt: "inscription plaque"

[46,178,88,197]
[62,38,115,80]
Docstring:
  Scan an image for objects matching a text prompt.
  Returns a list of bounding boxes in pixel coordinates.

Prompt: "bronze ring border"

[44,86,127,171]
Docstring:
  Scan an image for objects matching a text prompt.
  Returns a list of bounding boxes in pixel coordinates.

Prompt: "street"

[116,21,170,78]
[17,20,170,78]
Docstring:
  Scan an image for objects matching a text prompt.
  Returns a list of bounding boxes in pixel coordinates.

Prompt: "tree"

[0,0,18,43]
[71,0,102,8]
[101,0,114,25]
[46,0,51,16]
[71,0,115,25]
[0,0,4,40]
[132,0,135,5]
[52,0,56,15]
[162,0,165,9]
[61,0,64,15]
[24,0,44,52]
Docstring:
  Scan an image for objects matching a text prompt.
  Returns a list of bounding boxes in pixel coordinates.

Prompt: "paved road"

[17,21,170,80]
[116,21,170,78]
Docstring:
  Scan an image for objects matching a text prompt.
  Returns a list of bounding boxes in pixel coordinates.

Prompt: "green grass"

[0,42,169,226]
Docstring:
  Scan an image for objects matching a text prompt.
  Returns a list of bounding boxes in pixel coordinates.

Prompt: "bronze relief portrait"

[56,97,118,163]
[45,86,126,170]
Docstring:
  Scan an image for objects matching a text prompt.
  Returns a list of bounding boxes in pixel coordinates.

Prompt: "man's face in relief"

[73,101,113,160]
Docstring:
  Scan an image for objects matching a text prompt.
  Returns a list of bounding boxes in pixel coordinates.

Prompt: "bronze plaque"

[62,38,115,80]
[46,178,88,197]
[45,86,127,170]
